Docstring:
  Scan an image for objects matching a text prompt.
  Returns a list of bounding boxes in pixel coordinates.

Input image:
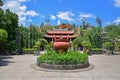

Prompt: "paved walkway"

[0,54,120,80]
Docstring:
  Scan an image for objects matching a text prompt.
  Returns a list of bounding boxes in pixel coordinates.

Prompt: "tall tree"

[1,9,18,41]
[0,0,3,6]
[105,24,120,51]
[96,17,102,27]
[0,1,19,51]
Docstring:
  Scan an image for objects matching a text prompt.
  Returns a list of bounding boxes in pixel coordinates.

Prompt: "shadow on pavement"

[0,56,15,67]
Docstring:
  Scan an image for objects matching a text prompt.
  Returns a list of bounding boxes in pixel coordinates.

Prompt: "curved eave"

[45,35,77,38]
[47,31,74,35]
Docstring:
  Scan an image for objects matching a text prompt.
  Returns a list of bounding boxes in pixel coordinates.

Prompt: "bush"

[105,42,114,50]
[33,41,41,50]
[91,48,102,51]
[22,48,36,51]
[37,50,88,65]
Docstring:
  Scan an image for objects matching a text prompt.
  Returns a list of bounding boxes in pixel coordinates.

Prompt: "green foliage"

[33,41,41,49]
[7,40,18,51]
[45,41,53,50]
[40,38,48,47]
[72,35,84,49]
[1,9,18,41]
[20,24,45,48]
[22,48,36,51]
[0,29,8,42]
[91,48,102,51]
[82,41,92,49]
[0,0,3,6]
[104,24,120,51]
[116,42,120,50]
[0,3,18,51]
[105,24,120,40]
[87,27,102,48]
[37,50,88,65]
[105,41,114,50]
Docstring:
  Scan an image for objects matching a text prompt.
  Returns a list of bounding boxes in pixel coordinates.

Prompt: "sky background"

[1,0,120,27]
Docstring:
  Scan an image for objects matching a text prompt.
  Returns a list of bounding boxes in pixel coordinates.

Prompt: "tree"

[39,38,48,50]
[33,41,41,50]
[86,27,102,48]
[105,24,120,51]
[0,0,3,6]
[96,17,102,27]
[20,24,44,48]
[0,29,8,51]
[0,1,18,52]
[33,38,48,51]
[1,9,18,41]
[82,41,92,54]
[0,29,8,42]
[82,41,92,49]
[73,35,84,50]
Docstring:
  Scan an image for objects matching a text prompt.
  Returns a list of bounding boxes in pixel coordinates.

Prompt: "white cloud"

[26,10,39,17]
[57,11,74,21]
[114,0,120,7]
[78,13,96,20]
[2,0,40,26]
[50,15,56,20]
[113,17,120,23]
[20,5,26,11]
[19,16,26,26]
[2,1,21,12]
[58,19,61,25]
[19,0,30,2]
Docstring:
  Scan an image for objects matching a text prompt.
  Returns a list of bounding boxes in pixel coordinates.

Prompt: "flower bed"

[37,51,89,70]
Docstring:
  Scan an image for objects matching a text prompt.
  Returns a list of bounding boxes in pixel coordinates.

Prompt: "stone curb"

[31,64,94,72]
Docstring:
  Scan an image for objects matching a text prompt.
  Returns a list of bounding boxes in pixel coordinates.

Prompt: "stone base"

[37,61,89,70]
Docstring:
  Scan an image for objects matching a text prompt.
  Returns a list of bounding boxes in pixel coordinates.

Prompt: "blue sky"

[2,0,120,27]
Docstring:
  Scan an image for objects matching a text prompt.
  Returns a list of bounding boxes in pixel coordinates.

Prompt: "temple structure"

[44,28,76,42]
[44,24,77,53]
[45,28,76,53]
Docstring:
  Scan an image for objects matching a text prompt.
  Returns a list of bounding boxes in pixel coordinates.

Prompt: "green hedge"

[22,48,36,51]
[91,48,102,51]
[37,51,88,65]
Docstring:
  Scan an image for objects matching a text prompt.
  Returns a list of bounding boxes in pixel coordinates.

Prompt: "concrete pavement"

[0,54,120,80]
